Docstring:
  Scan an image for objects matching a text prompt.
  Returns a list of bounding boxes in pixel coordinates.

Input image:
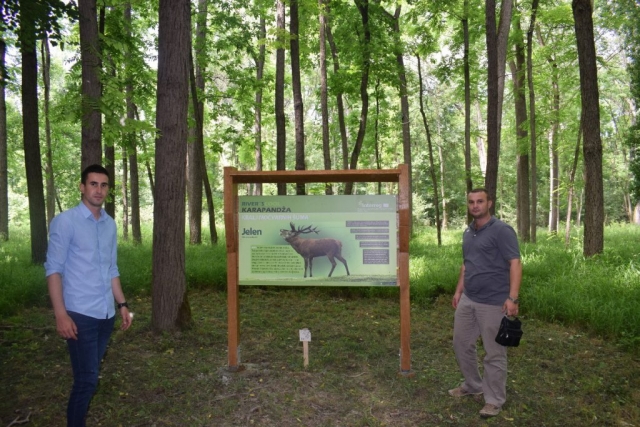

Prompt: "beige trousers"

[453,293,508,407]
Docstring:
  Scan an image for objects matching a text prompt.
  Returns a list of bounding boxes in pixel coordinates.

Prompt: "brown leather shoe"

[479,403,501,418]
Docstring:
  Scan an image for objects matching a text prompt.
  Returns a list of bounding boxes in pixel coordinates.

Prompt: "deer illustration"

[279,222,350,278]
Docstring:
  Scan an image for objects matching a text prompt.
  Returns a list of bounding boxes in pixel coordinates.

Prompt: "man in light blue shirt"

[45,164,132,427]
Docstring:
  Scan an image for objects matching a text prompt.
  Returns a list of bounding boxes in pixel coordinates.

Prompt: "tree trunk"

[275,0,286,195]
[484,0,513,211]
[510,22,530,242]
[124,5,141,244]
[0,37,7,241]
[527,0,540,242]
[79,0,102,169]
[152,0,192,331]
[565,116,582,248]
[253,16,266,196]
[99,6,115,220]
[417,54,442,246]
[319,0,333,195]
[325,11,349,173]
[463,0,473,222]
[20,13,48,264]
[344,0,371,196]
[474,101,487,177]
[572,0,604,256]
[41,37,56,227]
[121,145,129,241]
[374,78,382,194]
[187,0,207,245]
[291,0,306,195]
[385,6,412,232]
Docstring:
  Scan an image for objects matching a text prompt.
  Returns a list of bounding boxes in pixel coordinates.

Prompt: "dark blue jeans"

[66,311,115,427]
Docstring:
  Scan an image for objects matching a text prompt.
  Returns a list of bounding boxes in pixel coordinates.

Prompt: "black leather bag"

[495,315,523,347]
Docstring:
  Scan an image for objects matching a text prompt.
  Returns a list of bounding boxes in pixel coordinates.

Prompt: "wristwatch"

[507,296,519,304]
[117,302,129,309]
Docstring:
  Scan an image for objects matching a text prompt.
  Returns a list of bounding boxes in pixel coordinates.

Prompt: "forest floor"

[1,288,639,427]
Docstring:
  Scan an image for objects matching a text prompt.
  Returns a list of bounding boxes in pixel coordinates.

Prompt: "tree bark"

[152,0,192,331]
[291,0,306,195]
[275,0,286,195]
[527,0,539,242]
[325,10,349,173]
[253,16,266,196]
[572,0,604,256]
[319,0,333,195]
[41,37,55,227]
[20,11,48,264]
[463,0,473,223]
[565,116,582,248]
[417,54,442,246]
[79,0,102,169]
[344,0,371,195]
[124,3,141,244]
[510,20,530,242]
[484,0,513,212]
[187,0,206,245]
[0,37,7,240]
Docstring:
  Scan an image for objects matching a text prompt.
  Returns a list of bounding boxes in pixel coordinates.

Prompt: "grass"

[2,289,640,426]
[1,224,640,425]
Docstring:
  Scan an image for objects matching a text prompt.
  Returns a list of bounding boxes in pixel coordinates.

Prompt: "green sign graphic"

[238,195,398,286]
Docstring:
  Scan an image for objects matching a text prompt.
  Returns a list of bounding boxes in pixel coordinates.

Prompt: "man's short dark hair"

[468,187,492,201]
[81,164,110,185]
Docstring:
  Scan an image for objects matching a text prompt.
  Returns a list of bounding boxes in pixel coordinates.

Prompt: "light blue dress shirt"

[45,202,120,319]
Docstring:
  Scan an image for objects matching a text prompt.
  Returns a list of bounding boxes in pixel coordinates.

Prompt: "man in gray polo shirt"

[448,188,522,418]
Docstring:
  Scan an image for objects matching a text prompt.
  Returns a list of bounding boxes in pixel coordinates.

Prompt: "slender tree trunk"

[438,142,447,229]
[187,0,206,245]
[573,0,604,256]
[565,116,582,248]
[384,6,412,232]
[275,0,286,195]
[291,0,306,195]
[325,10,349,173]
[527,0,540,242]
[124,3,141,244]
[20,13,47,264]
[99,6,115,220]
[41,37,55,227]
[417,54,442,246]
[121,145,129,241]
[79,0,102,169]
[253,16,265,196]
[319,0,333,195]
[510,22,530,241]
[474,101,487,176]
[463,0,473,215]
[344,0,371,195]
[152,0,192,331]
[0,37,8,240]
[538,28,560,234]
[484,0,513,211]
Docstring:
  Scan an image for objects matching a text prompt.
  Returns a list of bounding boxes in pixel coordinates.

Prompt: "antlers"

[289,222,319,234]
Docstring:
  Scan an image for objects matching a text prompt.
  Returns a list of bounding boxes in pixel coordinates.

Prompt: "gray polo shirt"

[462,216,520,306]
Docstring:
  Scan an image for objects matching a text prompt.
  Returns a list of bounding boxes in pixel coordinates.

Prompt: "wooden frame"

[224,165,412,375]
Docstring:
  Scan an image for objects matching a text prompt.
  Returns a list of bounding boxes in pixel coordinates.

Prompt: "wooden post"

[224,167,241,370]
[397,164,413,376]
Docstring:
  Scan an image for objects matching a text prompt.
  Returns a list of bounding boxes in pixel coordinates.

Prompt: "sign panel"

[238,195,397,286]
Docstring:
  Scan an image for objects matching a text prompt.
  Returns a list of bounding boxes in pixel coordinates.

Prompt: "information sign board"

[238,195,397,286]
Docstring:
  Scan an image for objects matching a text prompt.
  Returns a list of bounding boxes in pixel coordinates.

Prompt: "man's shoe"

[448,386,482,398]
[479,403,501,418]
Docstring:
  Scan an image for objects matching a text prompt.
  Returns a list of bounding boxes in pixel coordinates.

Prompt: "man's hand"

[119,307,132,331]
[452,291,463,309]
[55,313,78,340]
[503,299,519,317]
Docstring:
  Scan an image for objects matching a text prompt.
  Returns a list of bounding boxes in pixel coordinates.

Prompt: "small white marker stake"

[299,328,311,368]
